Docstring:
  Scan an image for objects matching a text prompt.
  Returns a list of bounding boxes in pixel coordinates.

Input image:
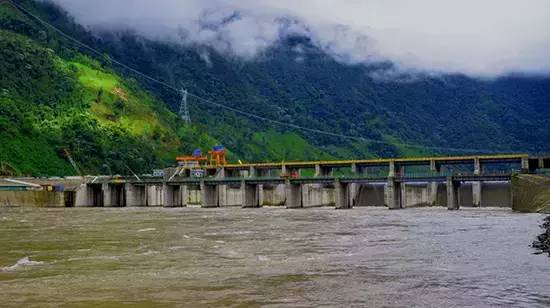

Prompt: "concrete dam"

[2,154,550,211]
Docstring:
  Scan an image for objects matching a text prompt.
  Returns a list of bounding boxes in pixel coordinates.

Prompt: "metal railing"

[127,170,517,184]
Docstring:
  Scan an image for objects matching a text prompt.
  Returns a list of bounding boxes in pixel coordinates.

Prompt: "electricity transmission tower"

[178,88,191,124]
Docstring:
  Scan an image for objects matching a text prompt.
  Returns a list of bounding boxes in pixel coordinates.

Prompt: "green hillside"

[0,2,204,176]
[0,29,179,175]
[0,1,340,176]
[53,7,548,158]
[1,0,550,176]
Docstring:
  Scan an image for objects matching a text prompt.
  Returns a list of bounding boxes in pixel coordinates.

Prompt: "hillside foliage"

[1,0,550,176]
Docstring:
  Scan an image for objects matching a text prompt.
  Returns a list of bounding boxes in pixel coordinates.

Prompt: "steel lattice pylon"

[178,88,191,124]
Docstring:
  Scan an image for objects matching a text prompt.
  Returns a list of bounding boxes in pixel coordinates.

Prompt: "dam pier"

[2,154,549,210]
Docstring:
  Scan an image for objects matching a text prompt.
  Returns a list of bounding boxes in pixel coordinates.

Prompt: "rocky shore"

[532,216,550,256]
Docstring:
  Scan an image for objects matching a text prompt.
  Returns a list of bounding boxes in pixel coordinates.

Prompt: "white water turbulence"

[1,257,44,272]
[137,228,156,233]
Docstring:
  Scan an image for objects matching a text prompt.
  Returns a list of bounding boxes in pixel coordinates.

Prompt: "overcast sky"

[49,0,550,77]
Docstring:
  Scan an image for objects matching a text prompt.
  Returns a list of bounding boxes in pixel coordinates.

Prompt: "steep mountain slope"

[0,2,225,176]
[30,0,549,158]
[0,0,336,176]
[2,0,550,176]
[96,34,550,155]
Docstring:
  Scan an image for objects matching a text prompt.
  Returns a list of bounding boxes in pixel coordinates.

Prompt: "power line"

[9,0,503,154]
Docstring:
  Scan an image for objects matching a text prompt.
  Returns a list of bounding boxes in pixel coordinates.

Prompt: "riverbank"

[533,216,550,256]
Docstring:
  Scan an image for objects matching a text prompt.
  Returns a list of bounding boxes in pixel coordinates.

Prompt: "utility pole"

[178,88,191,124]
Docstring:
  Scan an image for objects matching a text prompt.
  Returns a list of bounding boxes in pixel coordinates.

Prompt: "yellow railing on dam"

[210,154,529,170]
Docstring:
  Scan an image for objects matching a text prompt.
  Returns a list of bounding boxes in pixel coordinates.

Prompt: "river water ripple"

[0,207,548,307]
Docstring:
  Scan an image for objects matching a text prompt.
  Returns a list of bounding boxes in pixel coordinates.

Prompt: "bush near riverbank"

[532,217,550,256]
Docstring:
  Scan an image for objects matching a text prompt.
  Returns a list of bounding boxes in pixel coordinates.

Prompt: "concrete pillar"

[258,185,265,206]
[146,185,164,207]
[281,165,287,176]
[126,184,146,207]
[351,163,358,174]
[218,184,226,207]
[241,181,259,208]
[144,185,150,206]
[349,163,358,207]
[389,161,395,177]
[539,158,545,170]
[447,177,460,210]
[101,184,125,207]
[125,184,136,207]
[428,182,438,206]
[430,160,437,173]
[400,182,408,208]
[521,157,529,173]
[249,167,257,178]
[215,168,228,207]
[472,182,482,207]
[78,183,108,207]
[102,183,112,207]
[201,182,219,208]
[75,184,92,207]
[180,185,189,207]
[314,164,321,177]
[187,185,200,205]
[163,184,178,207]
[302,184,322,208]
[254,168,265,205]
[314,165,332,177]
[285,181,302,209]
[386,178,402,209]
[474,158,481,175]
[335,181,351,209]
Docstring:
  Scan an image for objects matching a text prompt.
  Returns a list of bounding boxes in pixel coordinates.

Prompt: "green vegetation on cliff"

[0,29,179,175]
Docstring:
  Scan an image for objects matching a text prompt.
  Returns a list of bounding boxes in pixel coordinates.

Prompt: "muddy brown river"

[0,207,548,307]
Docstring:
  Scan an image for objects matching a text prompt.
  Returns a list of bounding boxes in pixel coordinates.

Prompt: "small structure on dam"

[2,152,550,211]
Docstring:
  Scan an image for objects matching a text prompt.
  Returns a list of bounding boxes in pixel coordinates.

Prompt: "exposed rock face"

[512,174,550,213]
[532,217,550,256]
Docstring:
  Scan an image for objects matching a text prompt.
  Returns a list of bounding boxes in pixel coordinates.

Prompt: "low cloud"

[48,0,550,77]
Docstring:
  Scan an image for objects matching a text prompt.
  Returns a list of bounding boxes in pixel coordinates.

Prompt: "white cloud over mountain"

[48,0,550,77]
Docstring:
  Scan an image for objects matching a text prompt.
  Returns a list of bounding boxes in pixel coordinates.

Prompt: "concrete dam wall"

[0,180,514,209]
[0,190,66,207]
